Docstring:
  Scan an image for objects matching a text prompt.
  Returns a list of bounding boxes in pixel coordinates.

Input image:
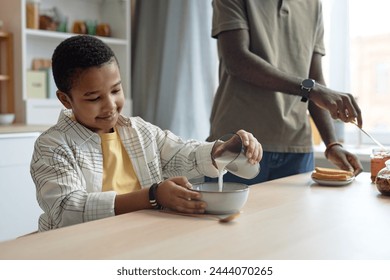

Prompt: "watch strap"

[300,94,309,103]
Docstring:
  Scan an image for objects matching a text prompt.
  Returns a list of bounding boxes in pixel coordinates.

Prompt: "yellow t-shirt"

[100,129,141,194]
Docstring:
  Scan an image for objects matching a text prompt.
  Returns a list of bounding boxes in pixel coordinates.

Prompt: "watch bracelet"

[149,182,162,209]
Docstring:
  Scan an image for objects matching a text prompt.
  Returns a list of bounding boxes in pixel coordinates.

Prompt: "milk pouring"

[213,134,260,191]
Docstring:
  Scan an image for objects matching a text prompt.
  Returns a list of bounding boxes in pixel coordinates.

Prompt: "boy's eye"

[112,89,121,94]
[87,97,99,102]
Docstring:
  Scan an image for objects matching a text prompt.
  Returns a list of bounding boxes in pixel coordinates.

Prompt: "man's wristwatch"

[300,79,315,102]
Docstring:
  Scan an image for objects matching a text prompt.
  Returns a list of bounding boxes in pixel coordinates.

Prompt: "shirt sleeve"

[131,118,220,179]
[156,128,219,178]
[313,1,326,56]
[212,0,249,38]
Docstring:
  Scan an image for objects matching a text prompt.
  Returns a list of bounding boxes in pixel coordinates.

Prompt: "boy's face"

[57,61,125,134]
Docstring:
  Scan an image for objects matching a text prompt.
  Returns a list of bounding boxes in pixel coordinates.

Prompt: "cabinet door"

[0,133,42,241]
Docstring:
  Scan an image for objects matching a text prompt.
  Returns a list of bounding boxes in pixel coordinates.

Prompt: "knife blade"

[351,121,386,150]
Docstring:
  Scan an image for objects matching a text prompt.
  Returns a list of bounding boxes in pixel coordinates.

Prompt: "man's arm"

[218,29,362,127]
[307,52,338,146]
[308,53,363,175]
[218,29,304,95]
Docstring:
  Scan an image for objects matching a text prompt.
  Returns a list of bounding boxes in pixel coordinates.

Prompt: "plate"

[311,176,355,186]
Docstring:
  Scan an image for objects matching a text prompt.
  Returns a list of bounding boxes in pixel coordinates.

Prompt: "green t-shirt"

[208,0,325,153]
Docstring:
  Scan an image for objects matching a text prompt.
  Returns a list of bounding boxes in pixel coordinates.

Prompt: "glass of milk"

[212,133,260,188]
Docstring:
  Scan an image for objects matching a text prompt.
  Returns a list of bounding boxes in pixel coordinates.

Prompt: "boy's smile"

[57,60,125,134]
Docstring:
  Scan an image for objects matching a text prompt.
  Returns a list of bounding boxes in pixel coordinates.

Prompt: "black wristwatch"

[300,79,315,102]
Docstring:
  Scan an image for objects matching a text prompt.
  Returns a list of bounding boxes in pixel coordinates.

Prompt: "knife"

[351,121,386,150]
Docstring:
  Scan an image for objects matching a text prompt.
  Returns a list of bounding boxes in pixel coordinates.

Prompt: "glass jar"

[375,160,390,196]
[26,0,40,29]
[370,148,390,183]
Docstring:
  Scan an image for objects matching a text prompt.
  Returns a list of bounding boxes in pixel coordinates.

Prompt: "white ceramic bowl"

[192,182,249,214]
[0,113,15,125]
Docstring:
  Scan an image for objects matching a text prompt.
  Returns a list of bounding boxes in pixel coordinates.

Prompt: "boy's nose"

[104,96,117,111]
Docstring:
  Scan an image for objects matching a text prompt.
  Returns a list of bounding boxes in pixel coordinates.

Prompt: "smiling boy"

[30,35,262,231]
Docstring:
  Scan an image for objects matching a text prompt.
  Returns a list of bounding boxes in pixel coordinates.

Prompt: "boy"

[30,35,262,231]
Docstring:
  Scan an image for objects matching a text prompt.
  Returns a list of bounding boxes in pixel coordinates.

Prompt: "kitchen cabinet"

[0,31,14,114]
[0,0,131,125]
[0,132,42,242]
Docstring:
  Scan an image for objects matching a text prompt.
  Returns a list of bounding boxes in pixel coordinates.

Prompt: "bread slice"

[314,167,354,177]
[312,167,353,181]
[311,172,350,181]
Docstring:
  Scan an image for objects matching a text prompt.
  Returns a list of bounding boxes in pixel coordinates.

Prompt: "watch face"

[302,79,315,89]
[300,79,315,102]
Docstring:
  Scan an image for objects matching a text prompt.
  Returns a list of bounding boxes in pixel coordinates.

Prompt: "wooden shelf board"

[0,31,11,38]
[25,29,128,45]
[0,75,10,81]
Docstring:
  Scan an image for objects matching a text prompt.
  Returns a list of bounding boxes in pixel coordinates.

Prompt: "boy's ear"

[56,91,72,109]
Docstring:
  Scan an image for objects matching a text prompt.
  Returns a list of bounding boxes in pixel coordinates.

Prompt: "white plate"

[311,176,355,186]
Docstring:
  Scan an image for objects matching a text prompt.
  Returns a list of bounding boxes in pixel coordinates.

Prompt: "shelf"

[0,31,13,114]
[25,29,129,46]
[0,75,10,81]
[0,31,11,38]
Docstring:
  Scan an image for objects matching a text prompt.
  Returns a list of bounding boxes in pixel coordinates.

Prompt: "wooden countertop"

[0,172,389,260]
[0,124,50,134]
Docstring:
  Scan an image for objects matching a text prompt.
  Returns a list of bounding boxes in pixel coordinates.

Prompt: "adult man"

[207,0,363,184]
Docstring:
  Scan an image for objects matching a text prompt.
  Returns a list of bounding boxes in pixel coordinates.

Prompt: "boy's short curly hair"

[52,35,118,94]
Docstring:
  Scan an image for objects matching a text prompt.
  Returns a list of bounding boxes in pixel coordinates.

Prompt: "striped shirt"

[31,109,218,231]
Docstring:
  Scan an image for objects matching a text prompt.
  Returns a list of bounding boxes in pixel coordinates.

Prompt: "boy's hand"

[236,129,263,164]
[156,177,207,214]
[211,130,263,166]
